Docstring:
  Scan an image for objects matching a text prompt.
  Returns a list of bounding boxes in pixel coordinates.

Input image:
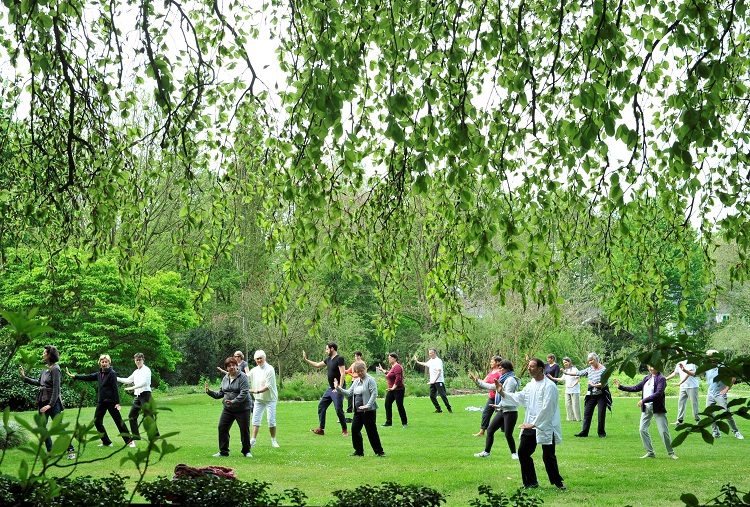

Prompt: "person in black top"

[19,345,76,458]
[66,354,132,447]
[544,354,561,384]
[303,342,348,436]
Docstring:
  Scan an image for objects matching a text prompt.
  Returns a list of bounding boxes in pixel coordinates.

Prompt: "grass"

[2,389,749,506]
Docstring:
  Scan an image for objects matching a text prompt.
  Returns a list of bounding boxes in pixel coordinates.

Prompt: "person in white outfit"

[117,352,158,445]
[664,356,700,425]
[248,350,279,449]
[496,358,565,490]
[547,357,580,421]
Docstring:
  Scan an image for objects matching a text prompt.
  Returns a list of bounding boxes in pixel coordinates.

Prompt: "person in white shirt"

[414,349,452,413]
[547,357,581,421]
[247,350,279,449]
[117,352,158,444]
[496,357,565,490]
[664,356,700,425]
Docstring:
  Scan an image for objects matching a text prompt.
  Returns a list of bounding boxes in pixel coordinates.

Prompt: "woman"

[19,345,76,459]
[547,357,581,421]
[376,353,407,428]
[614,365,677,459]
[470,360,519,459]
[66,354,133,447]
[565,352,611,437]
[469,356,503,437]
[205,356,252,457]
[334,362,384,457]
[217,351,250,376]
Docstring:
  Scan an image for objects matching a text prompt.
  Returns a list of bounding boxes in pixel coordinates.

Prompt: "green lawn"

[2,391,748,506]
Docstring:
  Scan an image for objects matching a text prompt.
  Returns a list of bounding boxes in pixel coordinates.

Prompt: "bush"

[326,481,446,507]
[136,476,307,506]
[0,420,30,449]
[0,473,127,506]
[469,485,543,507]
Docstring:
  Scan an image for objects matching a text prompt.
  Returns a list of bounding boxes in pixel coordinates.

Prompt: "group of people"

[18,346,158,457]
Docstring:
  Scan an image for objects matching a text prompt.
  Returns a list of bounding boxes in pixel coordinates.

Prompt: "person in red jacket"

[376,353,407,427]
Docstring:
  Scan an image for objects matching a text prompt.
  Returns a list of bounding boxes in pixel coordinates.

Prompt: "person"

[217,351,250,376]
[376,352,408,428]
[547,357,581,421]
[544,354,561,384]
[413,349,452,413]
[19,345,76,459]
[614,365,678,459]
[247,350,279,449]
[205,356,253,457]
[344,351,365,416]
[496,358,565,490]
[664,356,700,425]
[117,352,158,443]
[304,342,348,436]
[470,359,519,460]
[470,356,503,437]
[66,354,133,448]
[334,362,385,457]
[705,350,744,440]
[565,352,611,437]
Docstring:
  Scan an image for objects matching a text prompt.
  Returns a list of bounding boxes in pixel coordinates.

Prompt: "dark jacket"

[74,367,121,404]
[617,373,667,413]
[22,364,63,409]
[206,372,252,413]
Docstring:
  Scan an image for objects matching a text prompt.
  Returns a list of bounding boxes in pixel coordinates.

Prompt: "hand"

[216,366,224,373]
[520,423,534,429]
[413,353,419,362]
[333,378,339,389]
[18,366,25,377]
[468,372,477,382]
[613,379,621,387]
[494,379,503,393]
[125,386,135,391]
[115,404,121,411]
[302,350,308,360]
[358,405,367,411]
[637,400,643,408]
[204,381,209,392]
[40,405,51,413]
[679,363,685,370]
[65,367,74,378]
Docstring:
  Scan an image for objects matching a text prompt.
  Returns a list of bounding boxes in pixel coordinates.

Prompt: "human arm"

[117,373,135,385]
[359,377,378,410]
[19,367,41,386]
[333,377,352,397]
[391,364,403,390]
[302,350,325,369]
[205,379,225,399]
[413,353,427,367]
[640,375,667,405]
[614,376,647,393]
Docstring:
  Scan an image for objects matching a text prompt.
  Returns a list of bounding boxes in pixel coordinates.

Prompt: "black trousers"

[580,393,607,436]
[129,391,159,440]
[94,401,130,445]
[485,410,517,454]
[384,388,407,425]
[318,388,347,431]
[480,398,494,430]
[43,399,75,453]
[217,408,251,455]
[518,429,563,488]
[351,409,384,455]
[429,382,452,412]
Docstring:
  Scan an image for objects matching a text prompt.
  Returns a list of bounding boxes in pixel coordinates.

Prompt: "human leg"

[578,395,595,436]
[565,393,574,421]
[217,409,233,455]
[362,410,384,455]
[435,382,452,412]
[384,390,395,425]
[483,411,504,453]
[595,393,607,436]
[676,389,687,423]
[94,403,111,445]
[317,390,333,429]
[571,392,581,421]
[479,398,493,431]
[654,412,674,455]
[687,388,700,422]
[236,410,251,454]
[502,410,518,454]
[106,403,131,444]
[639,407,655,455]
[714,394,739,433]
[541,435,564,487]
[252,400,267,439]
[429,383,441,411]
[331,389,347,431]
[350,412,365,455]
[518,429,538,487]
[394,389,408,425]
[128,394,146,440]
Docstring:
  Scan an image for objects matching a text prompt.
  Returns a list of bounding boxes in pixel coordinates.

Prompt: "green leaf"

[680,493,700,507]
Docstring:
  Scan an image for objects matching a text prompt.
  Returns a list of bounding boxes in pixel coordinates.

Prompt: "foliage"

[0,420,30,450]
[0,361,97,412]
[469,485,543,507]
[0,253,197,378]
[136,476,307,506]
[709,321,750,357]
[326,481,445,507]
[0,473,127,506]
[681,484,750,507]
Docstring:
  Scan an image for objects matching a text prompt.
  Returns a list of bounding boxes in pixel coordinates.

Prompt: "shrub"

[136,476,307,506]
[469,485,544,507]
[0,473,127,506]
[0,420,30,449]
[326,481,446,507]
[681,484,750,506]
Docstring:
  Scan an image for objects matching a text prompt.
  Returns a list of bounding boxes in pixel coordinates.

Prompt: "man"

[497,358,565,490]
[117,352,159,445]
[414,349,452,413]
[664,356,700,425]
[248,350,279,448]
[544,354,561,384]
[705,350,744,440]
[303,343,348,436]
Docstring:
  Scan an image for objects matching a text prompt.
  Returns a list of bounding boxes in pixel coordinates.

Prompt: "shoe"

[669,454,679,459]
[402,424,408,428]
[212,452,228,457]
[673,420,682,426]
[311,428,325,435]
[574,433,587,437]
[447,408,453,413]
[128,441,136,448]
[598,434,607,438]
[350,452,364,457]
[97,443,113,447]
[434,409,443,413]
[556,483,567,491]
[271,440,280,448]
[523,484,539,489]
[67,452,76,460]
[511,453,519,460]
[381,423,392,427]
[473,431,485,437]
[243,452,253,458]
[375,452,386,457]
[735,431,745,440]
[474,451,490,458]
[640,453,656,458]
[342,430,349,437]
[249,438,256,447]
[712,432,721,439]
